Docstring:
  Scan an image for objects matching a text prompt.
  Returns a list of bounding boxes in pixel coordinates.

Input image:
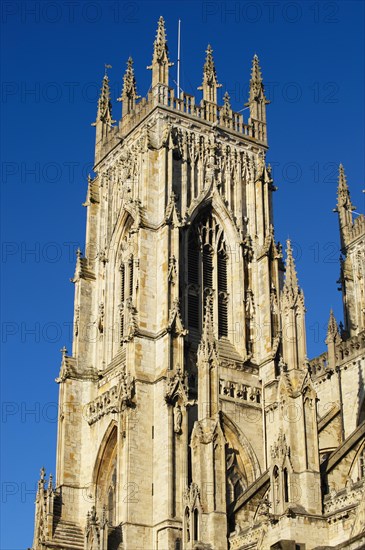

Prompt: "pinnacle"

[327,308,339,337]
[223,91,230,103]
[337,163,355,211]
[338,163,347,188]
[152,15,169,61]
[157,15,166,40]
[248,53,267,102]
[199,44,221,100]
[201,294,216,348]
[96,72,113,123]
[203,44,217,79]
[222,91,231,114]
[284,239,299,292]
[251,54,262,78]
[121,56,138,99]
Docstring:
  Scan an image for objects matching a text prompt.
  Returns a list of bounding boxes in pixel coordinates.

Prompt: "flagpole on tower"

[177,19,181,99]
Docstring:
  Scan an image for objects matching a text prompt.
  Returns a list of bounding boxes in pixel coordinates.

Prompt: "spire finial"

[148,16,173,87]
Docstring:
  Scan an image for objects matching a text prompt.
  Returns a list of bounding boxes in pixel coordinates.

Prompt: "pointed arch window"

[186,211,229,338]
[193,508,199,541]
[184,508,190,543]
[273,465,279,498]
[283,468,289,503]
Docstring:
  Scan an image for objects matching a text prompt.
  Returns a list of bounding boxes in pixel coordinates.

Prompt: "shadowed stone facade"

[31,17,365,550]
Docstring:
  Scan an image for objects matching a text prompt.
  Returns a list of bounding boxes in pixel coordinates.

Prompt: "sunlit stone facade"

[32,17,365,550]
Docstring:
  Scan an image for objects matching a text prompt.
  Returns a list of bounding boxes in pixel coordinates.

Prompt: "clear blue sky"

[1,1,364,548]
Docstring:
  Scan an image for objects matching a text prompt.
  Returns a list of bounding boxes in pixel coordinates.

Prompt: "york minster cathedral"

[32,17,365,550]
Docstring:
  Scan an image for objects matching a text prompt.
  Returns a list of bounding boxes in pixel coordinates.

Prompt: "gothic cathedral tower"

[32,17,365,550]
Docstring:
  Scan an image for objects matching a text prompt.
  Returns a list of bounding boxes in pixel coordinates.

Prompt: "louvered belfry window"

[119,263,125,342]
[128,256,134,298]
[218,243,228,337]
[187,211,228,337]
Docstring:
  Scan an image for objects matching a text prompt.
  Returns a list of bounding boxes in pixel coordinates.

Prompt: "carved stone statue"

[173,403,182,434]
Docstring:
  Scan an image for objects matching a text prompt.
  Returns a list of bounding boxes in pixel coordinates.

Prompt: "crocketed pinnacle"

[202,294,215,343]
[152,16,170,64]
[337,164,355,211]
[326,309,339,342]
[198,294,217,361]
[96,74,113,123]
[119,57,139,102]
[148,16,173,87]
[283,239,299,295]
[223,91,231,112]
[199,45,222,104]
[248,54,267,102]
[204,45,217,82]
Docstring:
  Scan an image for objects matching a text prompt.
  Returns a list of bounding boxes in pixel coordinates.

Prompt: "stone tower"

[32,17,365,550]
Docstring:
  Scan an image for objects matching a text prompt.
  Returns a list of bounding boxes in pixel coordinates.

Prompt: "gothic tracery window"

[186,210,229,338]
